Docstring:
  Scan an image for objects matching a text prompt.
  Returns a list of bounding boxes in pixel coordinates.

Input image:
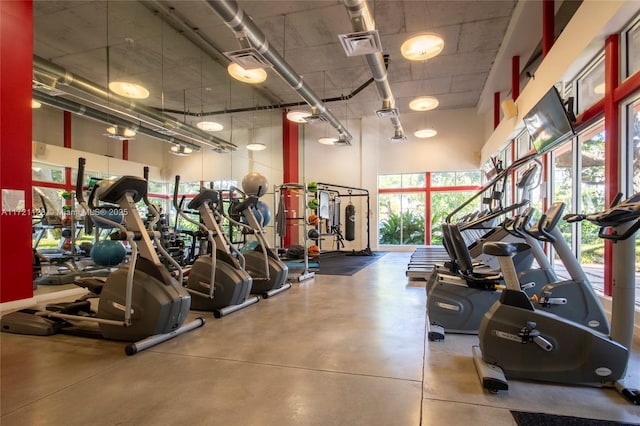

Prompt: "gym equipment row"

[473,192,640,404]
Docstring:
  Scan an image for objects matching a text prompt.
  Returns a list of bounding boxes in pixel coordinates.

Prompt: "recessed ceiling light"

[286,110,312,123]
[32,99,42,109]
[108,81,150,99]
[414,128,438,138]
[401,33,445,61]
[227,63,267,84]
[196,121,224,132]
[409,96,439,111]
[318,137,338,145]
[247,143,267,151]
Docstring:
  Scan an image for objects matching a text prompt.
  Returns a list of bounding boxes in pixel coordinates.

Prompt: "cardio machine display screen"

[523,86,575,155]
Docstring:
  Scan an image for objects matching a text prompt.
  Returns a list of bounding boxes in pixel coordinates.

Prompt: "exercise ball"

[253,200,271,227]
[242,172,268,197]
[308,199,319,210]
[307,214,319,226]
[307,182,318,193]
[307,229,319,240]
[308,245,320,257]
[91,240,126,267]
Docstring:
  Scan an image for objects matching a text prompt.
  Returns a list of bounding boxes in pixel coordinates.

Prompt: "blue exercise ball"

[91,240,126,267]
[253,200,271,227]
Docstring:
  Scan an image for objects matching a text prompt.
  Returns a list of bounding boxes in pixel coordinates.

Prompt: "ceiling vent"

[32,80,66,96]
[338,30,383,56]
[224,48,270,69]
[376,107,399,119]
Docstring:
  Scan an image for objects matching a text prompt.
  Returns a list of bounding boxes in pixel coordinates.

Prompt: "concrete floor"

[1,252,639,425]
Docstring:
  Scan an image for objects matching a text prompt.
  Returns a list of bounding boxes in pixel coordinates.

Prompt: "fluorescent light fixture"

[409,96,439,111]
[170,145,193,156]
[286,110,312,123]
[108,81,150,99]
[227,63,267,84]
[414,128,438,138]
[196,121,224,132]
[247,143,267,151]
[401,33,445,61]
[318,137,338,145]
[32,99,42,109]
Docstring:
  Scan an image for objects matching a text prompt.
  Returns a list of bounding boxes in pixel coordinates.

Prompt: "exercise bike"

[473,193,640,404]
[1,158,204,355]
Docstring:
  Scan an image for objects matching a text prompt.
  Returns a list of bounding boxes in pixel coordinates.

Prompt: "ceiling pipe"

[140,0,284,107]
[32,55,236,152]
[33,91,201,151]
[156,57,386,117]
[343,0,405,140]
[205,0,353,144]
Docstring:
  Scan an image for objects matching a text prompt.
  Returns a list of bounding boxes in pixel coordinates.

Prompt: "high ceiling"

[32,0,519,145]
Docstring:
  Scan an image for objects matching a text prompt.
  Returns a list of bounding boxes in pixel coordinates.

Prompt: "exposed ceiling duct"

[32,55,237,152]
[342,0,406,142]
[32,91,201,152]
[205,0,353,144]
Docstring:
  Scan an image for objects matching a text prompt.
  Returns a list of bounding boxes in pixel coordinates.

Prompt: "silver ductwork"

[32,91,201,151]
[343,0,405,140]
[32,55,236,152]
[205,0,353,144]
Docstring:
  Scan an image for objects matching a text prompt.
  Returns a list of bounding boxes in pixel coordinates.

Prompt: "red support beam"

[512,55,520,101]
[425,172,431,245]
[603,34,620,296]
[0,0,34,302]
[282,111,300,247]
[542,0,554,57]
[122,140,129,161]
[63,111,72,148]
[493,92,500,129]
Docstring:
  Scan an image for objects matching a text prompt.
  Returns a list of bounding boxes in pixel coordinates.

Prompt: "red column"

[425,172,431,245]
[282,111,299,247]
[493,92,500,129]
[122,140,129,161]
[63,111,73,191]
[512,55,520,101]
[0,0,34,302]
[603,34,620,296]
[542,0,554,57]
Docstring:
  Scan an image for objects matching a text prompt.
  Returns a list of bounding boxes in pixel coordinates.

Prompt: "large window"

[378,171,481,247]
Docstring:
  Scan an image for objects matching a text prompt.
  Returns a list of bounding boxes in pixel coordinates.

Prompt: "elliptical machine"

[1,158,204,355]
[473,193,640,404]
[172,176,260,317]
[227,175,291,298]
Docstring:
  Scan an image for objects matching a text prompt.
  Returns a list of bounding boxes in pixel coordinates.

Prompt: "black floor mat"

[511,411,639,426]
[315,251,385,276]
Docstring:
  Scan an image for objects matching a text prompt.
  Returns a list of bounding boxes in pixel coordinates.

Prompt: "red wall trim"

[122,140,129,160]
[603,34,620,296]
[63,111,72,148]
[282,111,299,247]
[512,55,520,100]
[493,92,500,129]
[613,69,640,103]
[0,0,34,302]
[542,0,554,57]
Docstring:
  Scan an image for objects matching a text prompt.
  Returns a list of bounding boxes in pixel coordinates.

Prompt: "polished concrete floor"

[1,252,639,425]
